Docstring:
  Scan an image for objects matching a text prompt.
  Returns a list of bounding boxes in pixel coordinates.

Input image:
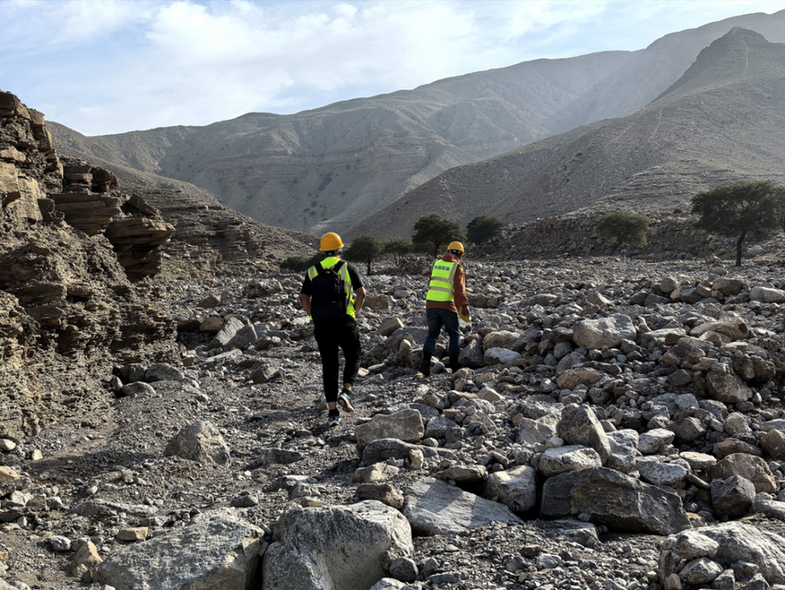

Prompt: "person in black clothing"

[299,232,366,424]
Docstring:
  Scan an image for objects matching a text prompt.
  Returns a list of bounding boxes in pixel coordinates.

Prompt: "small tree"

[412,214,466,258]
[382,237,413,266]
[691,180,785,266]
[467,215,506,245]
[344,235,382,275]
[597,211,653,254]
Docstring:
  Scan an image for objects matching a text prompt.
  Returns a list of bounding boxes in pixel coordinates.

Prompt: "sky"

[2,0,783,136]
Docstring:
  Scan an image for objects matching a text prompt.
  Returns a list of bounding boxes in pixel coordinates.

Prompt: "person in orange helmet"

[419,241,470,376]
[299,232,366,424]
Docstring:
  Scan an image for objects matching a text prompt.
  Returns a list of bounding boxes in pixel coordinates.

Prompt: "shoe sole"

[337,393,355,413]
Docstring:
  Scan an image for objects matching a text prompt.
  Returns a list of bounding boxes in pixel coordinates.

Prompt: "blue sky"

[2,0,783,136]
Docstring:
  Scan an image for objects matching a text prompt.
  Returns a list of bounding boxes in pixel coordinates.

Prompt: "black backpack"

[310,260,348,321]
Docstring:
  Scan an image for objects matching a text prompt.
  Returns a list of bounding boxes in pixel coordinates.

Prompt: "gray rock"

[638,428,675,454]
[539,445,602,477]
[711,475,756,518]
[163,421,231,466]
[93,517,263,590]
[556,405,610,463]
[263,501,412,590]
[541,467,691,535]
[118,381,156,397]
[516,415,559,446]
[699,522,785,584]
[230,324,259,350]
[145,362,185,382]
[690,317,749,340]
[208,316,246,350]
[637,457,688,487]
[572,314,636,349]
[355,409,424,450]
[709,454,777,494]
[360,439,438,467]
[750,286,785,303]
[555,367,602,389]
[706,373,752,404]
[605,429,640,474]
[483,464,538,513]
[752,494,785,522]
[483,347,522,365]
[403,477,523,535]
[457,336,485,369]
[679,557,724,585]
[661,529,720,561]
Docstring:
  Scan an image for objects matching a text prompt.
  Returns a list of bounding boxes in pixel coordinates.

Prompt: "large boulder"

[93,517,264,590]
[262,501,412,590]
[541,467,691,535]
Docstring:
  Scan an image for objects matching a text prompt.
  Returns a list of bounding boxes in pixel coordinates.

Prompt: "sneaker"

[337,390,355,413]
[328,409,340,425]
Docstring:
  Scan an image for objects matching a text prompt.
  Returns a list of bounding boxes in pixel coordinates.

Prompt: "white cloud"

[2,0,783,134]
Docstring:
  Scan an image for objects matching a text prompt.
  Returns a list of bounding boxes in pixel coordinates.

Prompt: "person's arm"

[453,265,469,309]
[354,287,366,313]
[299,272,312,317]
[299,293,311,317]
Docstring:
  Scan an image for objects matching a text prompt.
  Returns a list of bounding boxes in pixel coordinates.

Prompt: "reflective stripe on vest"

[307,257,356,317]
[426,259,458,302]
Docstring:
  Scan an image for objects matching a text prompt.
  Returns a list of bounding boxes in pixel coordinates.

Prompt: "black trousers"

[313,316,361,403]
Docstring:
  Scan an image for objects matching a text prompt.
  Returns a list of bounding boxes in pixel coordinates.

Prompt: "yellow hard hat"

[459,308,471,322]
[447,241,464,254]
[320,232,344,252]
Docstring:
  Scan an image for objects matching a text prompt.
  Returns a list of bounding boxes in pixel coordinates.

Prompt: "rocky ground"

[3,253,785,590]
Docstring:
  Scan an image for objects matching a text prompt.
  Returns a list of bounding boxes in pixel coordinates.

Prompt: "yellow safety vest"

[426,259,459,302]
[306,256,357,318]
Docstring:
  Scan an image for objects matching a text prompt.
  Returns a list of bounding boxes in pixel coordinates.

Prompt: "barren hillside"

[48,11,785,238]
[352,28,785,239]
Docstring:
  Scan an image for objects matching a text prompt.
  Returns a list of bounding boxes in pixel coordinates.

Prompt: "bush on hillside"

[597,211,653,254]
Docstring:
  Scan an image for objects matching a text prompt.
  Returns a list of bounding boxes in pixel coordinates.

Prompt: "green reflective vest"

[306,256,357,318]
[426,259,459,302]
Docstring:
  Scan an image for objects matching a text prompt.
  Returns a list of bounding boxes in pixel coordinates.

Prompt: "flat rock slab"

[403,477,523,535]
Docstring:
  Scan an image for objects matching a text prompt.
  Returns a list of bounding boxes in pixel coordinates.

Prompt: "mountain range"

[48,10,785,241]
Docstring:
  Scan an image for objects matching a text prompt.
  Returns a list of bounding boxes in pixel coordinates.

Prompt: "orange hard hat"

[320,232,344,252]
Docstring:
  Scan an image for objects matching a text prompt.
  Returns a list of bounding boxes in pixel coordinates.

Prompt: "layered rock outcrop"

[1,90,179,439]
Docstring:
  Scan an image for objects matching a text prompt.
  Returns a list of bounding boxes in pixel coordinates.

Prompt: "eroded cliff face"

[0,91,179,439]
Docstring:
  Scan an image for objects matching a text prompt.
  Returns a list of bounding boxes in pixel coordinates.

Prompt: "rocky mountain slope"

[47,11,785,238]
[353,27,785,239]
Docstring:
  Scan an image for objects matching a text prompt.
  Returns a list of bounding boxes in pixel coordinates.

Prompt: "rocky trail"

[4,255,785,590]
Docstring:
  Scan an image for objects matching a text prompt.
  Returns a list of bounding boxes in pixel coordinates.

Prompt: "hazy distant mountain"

[352,27,785,238]
[48,10,785,238]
